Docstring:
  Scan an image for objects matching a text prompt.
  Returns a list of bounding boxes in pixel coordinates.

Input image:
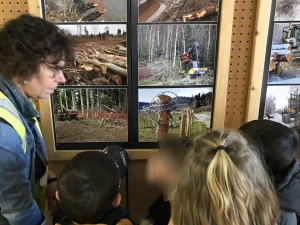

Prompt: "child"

[170,130,279,225]
[142,134,193,225]
[54,146,132,225]
[239,120,300,225]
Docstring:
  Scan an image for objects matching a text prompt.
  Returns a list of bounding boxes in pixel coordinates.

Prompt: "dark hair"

[0,14,74,80]
[57,151,119,224]
[239,120,299,174]
[158,134,193,165]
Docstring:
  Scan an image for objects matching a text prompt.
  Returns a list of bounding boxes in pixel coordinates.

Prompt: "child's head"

[171,130,279,225]
[56,151,120,224]
[146,134,193,193]
[239,120,299,174]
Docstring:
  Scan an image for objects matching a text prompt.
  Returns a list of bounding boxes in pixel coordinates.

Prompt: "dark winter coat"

[275,158,300,225]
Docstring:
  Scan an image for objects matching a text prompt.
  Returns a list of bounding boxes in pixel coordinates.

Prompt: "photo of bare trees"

[138,24,217,86]
[275,0,300,21]
[138,88,212,142]
[56,24,127,86]
[264,85,300,127]
[52,88,128,143]
[138,0,219,22]
[268,23,300,84]
[44,0,127,22]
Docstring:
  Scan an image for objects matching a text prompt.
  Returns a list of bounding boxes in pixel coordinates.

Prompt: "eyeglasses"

[44,61,64,78]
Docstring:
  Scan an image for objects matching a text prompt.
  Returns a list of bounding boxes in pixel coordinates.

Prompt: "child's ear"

[112,193,121,208]
[55,190,60,202]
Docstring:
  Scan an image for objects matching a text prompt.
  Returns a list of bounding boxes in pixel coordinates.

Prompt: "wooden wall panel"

[0,0,28,25]
[224,0,258,129]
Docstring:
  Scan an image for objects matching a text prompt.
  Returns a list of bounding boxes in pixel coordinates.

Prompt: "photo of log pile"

[269,44,292,71]
[44,0,127,22]
[138,0,219,22]
[57,24,127,86]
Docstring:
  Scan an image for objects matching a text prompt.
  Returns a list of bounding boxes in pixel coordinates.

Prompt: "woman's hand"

[47,170,59,214]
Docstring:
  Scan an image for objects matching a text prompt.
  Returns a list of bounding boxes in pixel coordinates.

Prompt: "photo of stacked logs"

[269,44,292,72]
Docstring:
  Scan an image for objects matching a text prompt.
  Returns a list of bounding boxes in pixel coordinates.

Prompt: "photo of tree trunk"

[51,88,128,143]
[57,24,127,86]
[138,24,217,86]
[268,23,300,84]
[138,88,212,142]
[263,85,300,127]
[275,0,300,21]
[138,0,219,22]
[44,0,127,22]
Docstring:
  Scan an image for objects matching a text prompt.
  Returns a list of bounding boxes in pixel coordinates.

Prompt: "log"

[183,5,218,22]
[272,44,291,50]
[271,50,291,55]
[116,45,127,52]
[45,0,59,11]
[269,57,276,71]
[82,8,107,21]
[105,48,127,56]
[82,57,127,77]
[276,54,293,62]
[271,50,292,62]
[110,74,123,85]
[73,0,100,14]
[101,53,127,62]
[85,50,127,68]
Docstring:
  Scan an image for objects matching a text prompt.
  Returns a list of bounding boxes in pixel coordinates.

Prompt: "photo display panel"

[41,0,222,149]
[259,0,300,128]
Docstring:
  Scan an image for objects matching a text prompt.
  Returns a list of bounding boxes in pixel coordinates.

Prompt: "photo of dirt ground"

[138,88,212,142]
[44,0,127,22]
[52,88,128,143]
[275,0,300,21]
[138,0,219,22]
[138,24,217,86]
[57,24,127,86]
[268,23,300,84]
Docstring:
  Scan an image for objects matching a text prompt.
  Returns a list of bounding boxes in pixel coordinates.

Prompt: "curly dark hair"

[0,14,74,80]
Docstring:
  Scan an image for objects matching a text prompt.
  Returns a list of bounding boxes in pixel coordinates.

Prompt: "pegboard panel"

[224,0,258,129]
[0,1,29,25]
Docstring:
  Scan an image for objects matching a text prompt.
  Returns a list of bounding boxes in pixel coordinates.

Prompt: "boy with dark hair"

[142,134,193,225]
[54,146,132,225]
[239,120,300,225]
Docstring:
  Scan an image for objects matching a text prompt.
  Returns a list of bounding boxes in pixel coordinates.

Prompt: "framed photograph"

[138,0,219,22]
[43,0,127,22]
[56,24,127,86]
[275,0,300,21]
[268,23,300,84]
[138,87,213,142]
[138,24,217,86]
[262,85,300,127]
[51,88,128,143]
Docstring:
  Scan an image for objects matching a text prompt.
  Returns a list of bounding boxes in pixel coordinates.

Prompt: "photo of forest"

[138,0,219,22]
[56,24,127,86]
[44,0,127,22]
[138,24,217,86]
[51,88,128,143]
[138,88,212,142]
[268,23,300,84]
[275,0,300,21]
[263,85,300,127]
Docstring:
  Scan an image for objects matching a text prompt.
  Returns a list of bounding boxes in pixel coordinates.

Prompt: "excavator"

[282,23,300,49]
[179,42,208,78]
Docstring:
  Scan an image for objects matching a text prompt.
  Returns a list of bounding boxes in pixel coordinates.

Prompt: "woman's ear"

[112,193,121,208]
[55,190,60,202]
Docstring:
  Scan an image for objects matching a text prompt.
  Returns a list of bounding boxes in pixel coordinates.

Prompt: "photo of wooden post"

[138,88,212,142]
[263,85,300,127]
[43,0,127,22]
[138,0,219,22]
[51,88,128,143]
[56,24,127,86]
[138,24,217,86]
[267,23,300,84]
[275,0,300,21]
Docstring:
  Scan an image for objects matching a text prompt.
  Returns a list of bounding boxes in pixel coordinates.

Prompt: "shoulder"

[0,118,23,152]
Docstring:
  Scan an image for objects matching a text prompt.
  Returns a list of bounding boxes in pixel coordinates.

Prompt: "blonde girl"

[170,130,280,225]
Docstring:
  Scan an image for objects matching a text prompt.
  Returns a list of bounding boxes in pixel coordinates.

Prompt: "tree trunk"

[96,89,100,107]
[59,90,63,109]
[79,89,84,114]
[269,58,276,71]
[90,89,94,115]
[172,25,179,67]
[116,45,126,52]
[86,89,89,117]
[64,90,68,110]
[181,25,186,53]
[183,5,218,21]
[165,25,170,60]
[207,25,211,58]
[71,89,77,111]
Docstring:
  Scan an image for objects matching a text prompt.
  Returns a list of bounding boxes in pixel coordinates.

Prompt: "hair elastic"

[216,145,228,151]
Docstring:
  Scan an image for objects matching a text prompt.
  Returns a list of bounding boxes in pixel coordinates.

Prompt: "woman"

[0,14,73,224]
[170,130,280,225]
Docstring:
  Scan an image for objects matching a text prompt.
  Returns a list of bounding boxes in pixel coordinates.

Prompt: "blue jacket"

[0,76,48,225]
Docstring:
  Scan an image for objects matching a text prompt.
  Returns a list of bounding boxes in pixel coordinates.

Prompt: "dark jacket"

[274,158,300,225]
[144,194,171,225]
[55,207,133,225]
